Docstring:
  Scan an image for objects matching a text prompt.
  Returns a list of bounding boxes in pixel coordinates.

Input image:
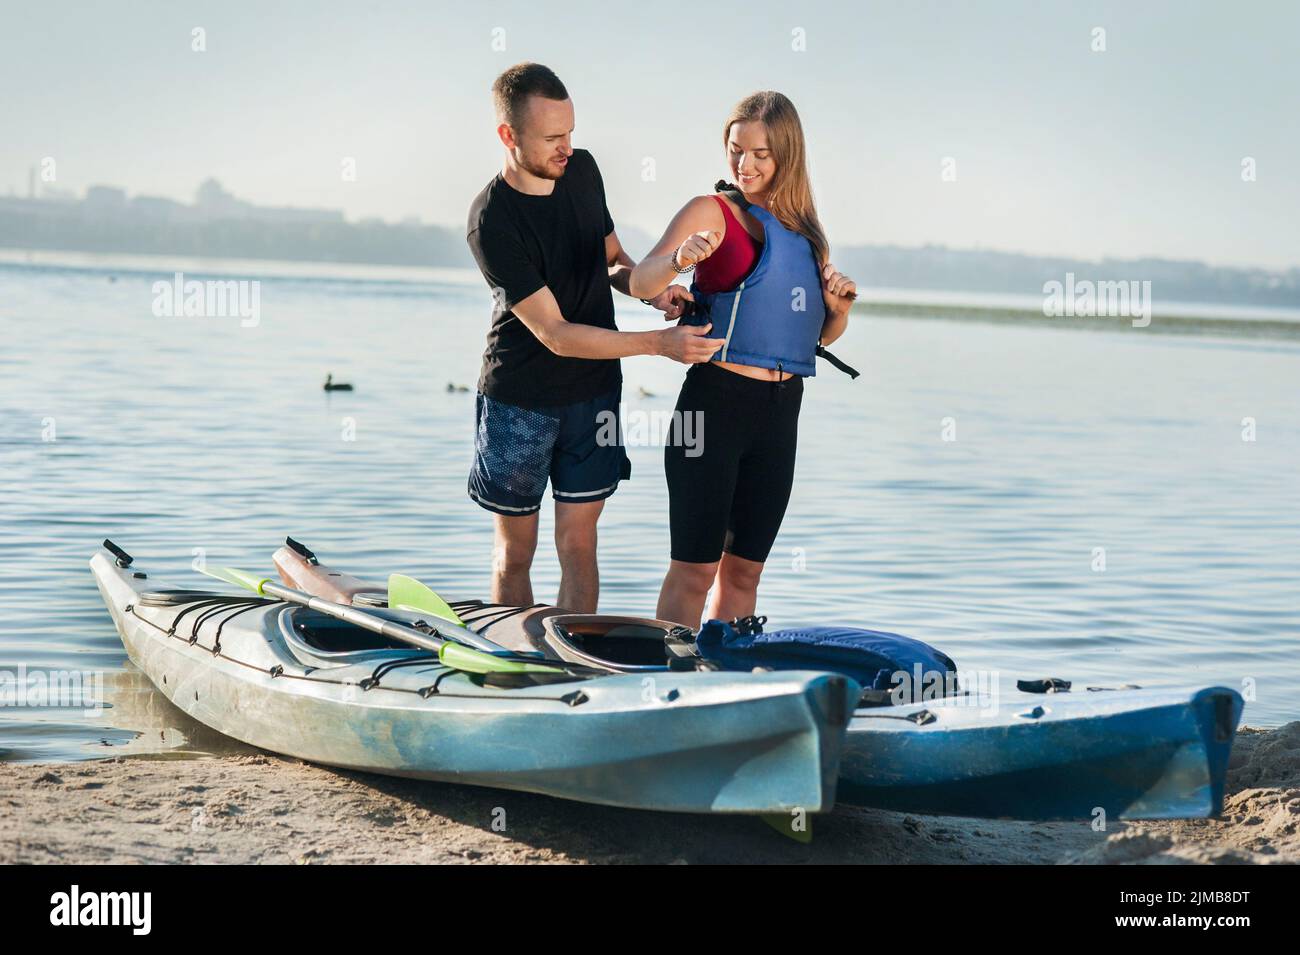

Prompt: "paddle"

[196,563,565,677]
[382,574,558,657]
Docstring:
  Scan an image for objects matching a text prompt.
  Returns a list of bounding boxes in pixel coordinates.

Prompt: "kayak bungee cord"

[125,596,592,704]
[194,559,590,679]
[138,581,610,680]
[193,600,272,654]
[851,708,939,726]
[360,656,444,690]
[453,602,548,628]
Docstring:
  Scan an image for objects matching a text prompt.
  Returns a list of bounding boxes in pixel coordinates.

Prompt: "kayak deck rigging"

[126,592,591,703]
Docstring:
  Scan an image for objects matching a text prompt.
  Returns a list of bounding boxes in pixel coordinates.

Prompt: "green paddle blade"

[388,574,465,625]
[389,574,563,674]
[196,563,559,677]
[200,564,272,595]
[761,812,813,844]
[439,642,564,675]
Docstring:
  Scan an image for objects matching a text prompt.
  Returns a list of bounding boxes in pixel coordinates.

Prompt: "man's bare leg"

[491,511,539,606]
[554,498,604,612]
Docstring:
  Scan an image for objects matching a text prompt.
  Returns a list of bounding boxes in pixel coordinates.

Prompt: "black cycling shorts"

[665,362,803,564]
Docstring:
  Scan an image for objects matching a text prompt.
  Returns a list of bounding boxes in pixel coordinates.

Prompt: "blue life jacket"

[683,183,858,378]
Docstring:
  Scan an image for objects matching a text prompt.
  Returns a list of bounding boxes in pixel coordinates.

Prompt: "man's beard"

[518,150,564,181]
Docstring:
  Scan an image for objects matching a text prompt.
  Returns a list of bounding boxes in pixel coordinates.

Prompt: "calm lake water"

[1,254,1297,761]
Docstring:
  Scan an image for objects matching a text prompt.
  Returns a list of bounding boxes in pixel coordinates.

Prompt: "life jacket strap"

[713,180,750,210]
[816,344,861,379]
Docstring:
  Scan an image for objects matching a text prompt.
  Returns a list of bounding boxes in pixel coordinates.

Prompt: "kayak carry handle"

[103,539,134,568]
[285,537,318,564]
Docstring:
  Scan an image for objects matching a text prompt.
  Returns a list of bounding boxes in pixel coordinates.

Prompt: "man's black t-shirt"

[466,149,622,408]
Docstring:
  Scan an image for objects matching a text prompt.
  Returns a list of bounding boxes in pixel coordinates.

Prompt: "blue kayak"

[839,685,1242,820]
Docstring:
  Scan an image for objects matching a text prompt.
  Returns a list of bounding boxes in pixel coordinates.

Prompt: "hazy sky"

[3,0,1297,268]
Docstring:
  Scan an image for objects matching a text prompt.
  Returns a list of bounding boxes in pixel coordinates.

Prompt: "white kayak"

[91,543,859,814]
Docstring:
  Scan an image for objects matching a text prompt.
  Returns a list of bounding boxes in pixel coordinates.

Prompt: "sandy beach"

[3,722,1295,865]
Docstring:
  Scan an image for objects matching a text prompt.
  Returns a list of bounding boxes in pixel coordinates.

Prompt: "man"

[466,62,721,612]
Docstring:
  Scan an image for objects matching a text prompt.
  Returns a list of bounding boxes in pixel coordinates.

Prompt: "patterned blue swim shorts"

[468,388,631,516]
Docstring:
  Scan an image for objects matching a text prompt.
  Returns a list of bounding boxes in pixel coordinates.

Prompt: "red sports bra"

[693,195,762,294]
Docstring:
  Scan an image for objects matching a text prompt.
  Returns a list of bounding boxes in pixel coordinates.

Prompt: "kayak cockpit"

[541,615,696,671]
[279,606,433,666]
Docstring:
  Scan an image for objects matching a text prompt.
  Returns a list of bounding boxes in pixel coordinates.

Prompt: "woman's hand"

[676,230,722,269]
[821,262,857,317]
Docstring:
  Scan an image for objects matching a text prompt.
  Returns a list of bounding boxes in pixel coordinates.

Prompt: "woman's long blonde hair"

[724,91,829,265]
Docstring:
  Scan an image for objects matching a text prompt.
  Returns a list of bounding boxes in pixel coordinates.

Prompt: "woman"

[629,91,858,627]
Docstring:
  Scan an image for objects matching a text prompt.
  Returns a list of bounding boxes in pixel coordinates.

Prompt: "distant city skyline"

[3,1,1297,269]
[4,171,421,227]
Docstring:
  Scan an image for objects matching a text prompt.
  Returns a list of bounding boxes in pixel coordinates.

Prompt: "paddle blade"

[199,564,271,595]
[761,812,813,844]
[438,642,564,676]
[388,574,465,625]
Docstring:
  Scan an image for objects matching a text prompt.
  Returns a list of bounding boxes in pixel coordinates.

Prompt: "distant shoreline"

[6,247,1300,337]
[858,300,1300,340]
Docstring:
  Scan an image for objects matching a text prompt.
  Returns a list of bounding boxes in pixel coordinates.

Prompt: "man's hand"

[657,323,725,364]
[648,285,694,321]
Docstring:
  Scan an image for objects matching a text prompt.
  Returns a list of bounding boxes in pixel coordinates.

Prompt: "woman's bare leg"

[705,552,765,622]
[656,559,720,628]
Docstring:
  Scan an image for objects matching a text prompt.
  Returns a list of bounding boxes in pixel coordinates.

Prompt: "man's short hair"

[491,62,569,130]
